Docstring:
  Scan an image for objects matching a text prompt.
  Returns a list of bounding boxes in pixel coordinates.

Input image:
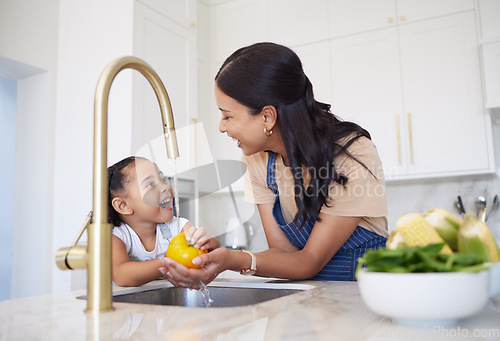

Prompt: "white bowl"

[357,269,491,327]
[490,262,500,298]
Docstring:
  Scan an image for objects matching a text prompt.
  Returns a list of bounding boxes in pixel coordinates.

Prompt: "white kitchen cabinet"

[267,0,329,47]
[477,0,500,121]
[328,0,396,37]
[132,0,199,175]
[136,0,196,28]
[330,28,406,177]
[398,12,491,177]
[293,41,332,105]
[330,11,494,180]
[201,0,494,180]
[396,0,473,23]
[478,0,500,42]
[198,0,269,165]
[328,0,474,38]
[210,0,268,63]
[482,42,500,112]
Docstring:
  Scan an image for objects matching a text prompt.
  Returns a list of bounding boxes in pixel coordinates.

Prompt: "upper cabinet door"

[211,0,268,63]
[133,1,197,173]
[396,0,474,24]
[136,0,196,28]
[482,42,500,108]
[399,12,491,176]
[478,0,500,41]
[294,41,332,105]
[328,0,396,38]
[328,0,474,38]
[268,0,329,47]
[330,28,407,178]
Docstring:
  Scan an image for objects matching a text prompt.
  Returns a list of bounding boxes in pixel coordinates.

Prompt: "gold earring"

[264,128,273,137]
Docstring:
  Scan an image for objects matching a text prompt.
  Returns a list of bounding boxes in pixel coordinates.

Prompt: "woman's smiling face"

[216,84,268,156]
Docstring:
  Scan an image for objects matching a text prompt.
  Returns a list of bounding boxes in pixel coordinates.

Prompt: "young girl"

[108,156,219,287]
[160,42,388,288]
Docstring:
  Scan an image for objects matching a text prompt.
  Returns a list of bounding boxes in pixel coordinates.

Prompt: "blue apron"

[266,152,386,281]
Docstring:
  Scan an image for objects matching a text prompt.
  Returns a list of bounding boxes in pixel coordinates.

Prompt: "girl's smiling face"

[121,159,175,224]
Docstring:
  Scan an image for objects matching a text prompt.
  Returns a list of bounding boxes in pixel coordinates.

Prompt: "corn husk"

[423,208,462,251]
[458,213,500,262]
[386,230,405,250]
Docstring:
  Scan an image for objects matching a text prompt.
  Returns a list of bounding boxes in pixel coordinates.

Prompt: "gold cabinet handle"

[191,118,197,167]
[408,112,414,164]
[396,113,402,165]
[400,15,406,21]
[388,17,394,24]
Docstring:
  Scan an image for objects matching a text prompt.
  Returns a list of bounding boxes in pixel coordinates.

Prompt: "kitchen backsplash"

[198,176,500,253]
[199,123,500,250]
[386,176,500,237]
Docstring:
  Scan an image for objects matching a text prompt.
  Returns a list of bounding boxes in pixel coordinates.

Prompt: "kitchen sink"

[114,286,303,307]
[78,282,314,308]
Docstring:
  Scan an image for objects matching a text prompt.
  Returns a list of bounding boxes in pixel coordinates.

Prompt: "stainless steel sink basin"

[111,286,304,308]
[76,282,314,308]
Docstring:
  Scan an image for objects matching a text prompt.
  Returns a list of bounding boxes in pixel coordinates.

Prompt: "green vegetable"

[356,243,490,278]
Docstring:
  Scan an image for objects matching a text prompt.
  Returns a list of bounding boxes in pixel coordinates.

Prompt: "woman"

[160,42,388,287]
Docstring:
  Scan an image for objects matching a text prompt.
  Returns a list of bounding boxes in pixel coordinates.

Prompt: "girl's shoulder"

[112,223,134,248]
[112,223,130,237]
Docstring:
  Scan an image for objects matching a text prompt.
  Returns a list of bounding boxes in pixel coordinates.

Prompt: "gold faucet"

[55,56,179,313]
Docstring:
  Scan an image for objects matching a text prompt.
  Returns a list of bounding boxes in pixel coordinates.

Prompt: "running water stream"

[198,281,214,307]
[173,158,181,235]
[172,159,213,307]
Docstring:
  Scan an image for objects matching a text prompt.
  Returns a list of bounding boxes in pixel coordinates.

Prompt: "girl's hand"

[160,248,229,289]
[182,225,220,251]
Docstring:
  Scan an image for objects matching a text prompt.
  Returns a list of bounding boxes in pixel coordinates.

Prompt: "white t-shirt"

[112,217,189,261]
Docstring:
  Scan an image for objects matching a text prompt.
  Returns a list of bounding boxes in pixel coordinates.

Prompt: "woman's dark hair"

[215,42,372,228]
[108,156,147,226]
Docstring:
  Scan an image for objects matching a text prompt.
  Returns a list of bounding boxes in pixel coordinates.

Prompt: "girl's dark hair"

[108,156,146,226]
[215,42,372,228]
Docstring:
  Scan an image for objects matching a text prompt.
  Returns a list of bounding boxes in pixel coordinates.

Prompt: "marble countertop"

[1,273,499,341]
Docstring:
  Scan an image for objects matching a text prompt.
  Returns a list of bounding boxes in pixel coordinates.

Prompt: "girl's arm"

[111,235,164,287]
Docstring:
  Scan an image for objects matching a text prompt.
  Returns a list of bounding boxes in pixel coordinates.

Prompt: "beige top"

[243,136,389,237]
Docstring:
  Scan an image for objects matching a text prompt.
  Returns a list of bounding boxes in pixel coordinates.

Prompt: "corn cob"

[396,213,453,254]
[386,230,405,250]
[458,213,500,262]
[423,208,462,251]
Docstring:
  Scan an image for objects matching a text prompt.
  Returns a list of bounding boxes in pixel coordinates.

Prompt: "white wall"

[1,0,136,297]
[0,76,16,301]
[11,72,51,298]
[0,0,59,298]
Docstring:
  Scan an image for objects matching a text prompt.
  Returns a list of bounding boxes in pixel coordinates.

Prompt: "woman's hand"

[160,248,230,289]
[182,225,220,251]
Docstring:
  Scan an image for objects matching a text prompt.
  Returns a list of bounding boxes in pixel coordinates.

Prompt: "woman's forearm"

[225,247,322,279]
[254,248,324,279]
